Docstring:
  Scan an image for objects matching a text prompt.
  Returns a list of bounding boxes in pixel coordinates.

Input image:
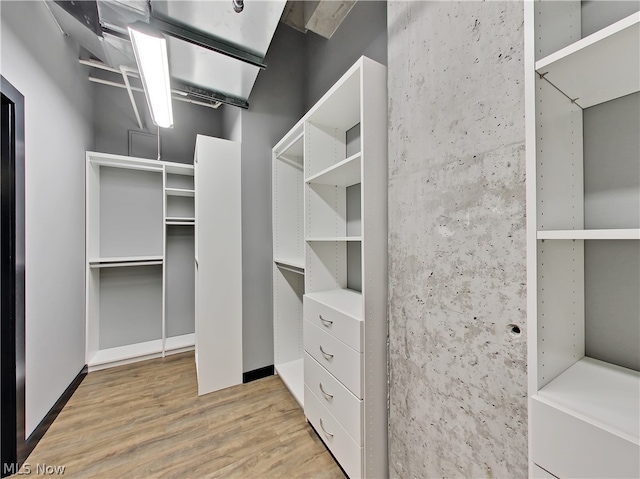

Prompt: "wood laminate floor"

[22,352,346,478]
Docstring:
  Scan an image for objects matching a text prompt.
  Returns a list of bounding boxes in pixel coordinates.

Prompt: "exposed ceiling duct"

[46,0,288,109]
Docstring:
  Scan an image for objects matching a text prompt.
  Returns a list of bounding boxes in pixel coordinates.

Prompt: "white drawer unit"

[304,290,363,352]
[303,319,362,399]
[304,352,362,444]
[273,57,387,477]
[305,385,363,479]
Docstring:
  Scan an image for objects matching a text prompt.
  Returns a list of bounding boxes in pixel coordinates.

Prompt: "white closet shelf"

[534,357,640,441]
[276,358,304,407]
[165,333,195,352]
[165,164,195,176]
[88,152,165,173]
[166,217,195,224]
[89,256,163,268]
[305,153,361,187]
[306,237,362,242]
[304,289,363,321]
[165,188,195,197]
[537,229,640,240]
[88,339,163,368]
[275,258,305,274]
[535,12,640,108]
[276,131,304,163]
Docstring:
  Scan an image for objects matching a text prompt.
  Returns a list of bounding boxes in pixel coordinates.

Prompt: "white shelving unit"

[525,4,640,478]
[272,56,387,478]
[86,153,197,371]
[273,121,305,407]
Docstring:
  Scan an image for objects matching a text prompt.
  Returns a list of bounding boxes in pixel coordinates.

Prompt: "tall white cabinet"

[86,136,242,396]
[194,135,243,396]
[525,4,639,478]
[273,56,387,479]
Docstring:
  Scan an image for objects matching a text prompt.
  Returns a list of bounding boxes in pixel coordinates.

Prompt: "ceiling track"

[149,15,267,70]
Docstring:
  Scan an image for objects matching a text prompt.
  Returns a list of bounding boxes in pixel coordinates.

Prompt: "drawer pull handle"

[319,346,334,359]
[319,314,333,326]
[319,382,334,399]
[319,418,334,437]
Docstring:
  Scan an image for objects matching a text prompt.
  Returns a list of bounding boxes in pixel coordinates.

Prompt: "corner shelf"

[165,187,195,197]
[305,152,361,187]
[88,256,163,268]
[537,229,640,240]
[535,12,640,108]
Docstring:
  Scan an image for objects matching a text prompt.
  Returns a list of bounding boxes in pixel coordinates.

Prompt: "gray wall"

[387,2,528,477]
[237,23,307,373]
[1,1,93,436]
[93,80,223,164]
[305,0,387,109]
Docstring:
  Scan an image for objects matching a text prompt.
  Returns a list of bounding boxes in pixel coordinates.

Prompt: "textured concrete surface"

[387,2,528,478]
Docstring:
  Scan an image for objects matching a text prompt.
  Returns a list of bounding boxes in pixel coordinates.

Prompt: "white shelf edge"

[534,357,640,444]
[304,288,363,321]
[165,333,195,351]
[165,164,195,176]
[274,258,305,274]
[165,188,195,197]
[537,229,640,240]
[536,12,640,71]
[166,217,195,222]
[306,236,362,242]
[275,359,304,407]
[89,255,163,267]
[276,130,304,159]
[305,152,362,185]
[88,339,163,367]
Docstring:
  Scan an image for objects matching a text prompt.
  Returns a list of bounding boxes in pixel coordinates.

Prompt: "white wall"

[1,2,93,436]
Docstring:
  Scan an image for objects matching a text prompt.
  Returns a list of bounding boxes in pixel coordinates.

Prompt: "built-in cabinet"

[86,136,242,397]
[86,153,195,371]
[525,4,639,478]
[273,56,387,479]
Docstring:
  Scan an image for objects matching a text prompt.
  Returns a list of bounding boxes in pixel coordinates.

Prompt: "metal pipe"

[88,77,221,109]
[81,59,221,109]
[120,66,144,130]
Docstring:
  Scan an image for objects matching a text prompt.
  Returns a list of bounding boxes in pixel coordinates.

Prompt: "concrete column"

[387,2,528,477]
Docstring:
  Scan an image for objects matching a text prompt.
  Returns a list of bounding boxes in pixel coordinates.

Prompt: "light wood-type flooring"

[22,352,345,478]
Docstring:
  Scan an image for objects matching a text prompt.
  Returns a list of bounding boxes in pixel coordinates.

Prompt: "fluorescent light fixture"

[128,23,173,128]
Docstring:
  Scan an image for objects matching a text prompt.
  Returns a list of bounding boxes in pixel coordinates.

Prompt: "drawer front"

[304,352,362,445]
[532,398,640,479]
[303,319,362,398]
[305,385,363,479]
[304,296,363,352]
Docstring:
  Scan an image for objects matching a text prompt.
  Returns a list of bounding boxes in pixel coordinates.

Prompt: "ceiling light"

[128,22,173,128]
